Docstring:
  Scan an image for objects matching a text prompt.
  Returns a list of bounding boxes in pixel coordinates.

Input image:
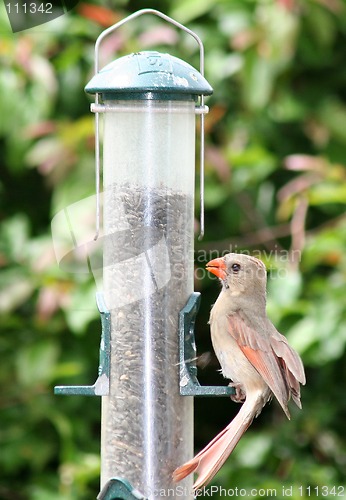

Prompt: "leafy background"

[0,0,346,498]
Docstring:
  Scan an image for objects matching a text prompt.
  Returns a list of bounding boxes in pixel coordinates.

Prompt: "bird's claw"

[229,382,246,403]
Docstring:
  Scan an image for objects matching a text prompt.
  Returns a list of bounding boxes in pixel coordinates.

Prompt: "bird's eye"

[231,263,241,273]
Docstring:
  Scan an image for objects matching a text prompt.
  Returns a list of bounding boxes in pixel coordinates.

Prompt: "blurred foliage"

[0,0,346,498]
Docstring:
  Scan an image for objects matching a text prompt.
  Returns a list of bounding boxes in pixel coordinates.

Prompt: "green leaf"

[62,282,98,334]
[16,341,59,387]
[318,99,346,143]
[0,214,30,261]
[242,54,274,110]
[304,3,336,48]
[287,298,346,364]
[309,182,346,205]
[235,432,272,468]
[204,178,229,208]
[170,0,221,23]
[0,270,34,313]
[268,270,302,308]
[229,144,276,190]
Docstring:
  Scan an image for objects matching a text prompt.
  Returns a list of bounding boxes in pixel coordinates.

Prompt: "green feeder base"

[98,478,147,500]
[179,292,235,397]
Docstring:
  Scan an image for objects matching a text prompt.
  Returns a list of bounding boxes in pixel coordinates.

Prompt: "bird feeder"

[54,9,232,500]
[86,9,213,497]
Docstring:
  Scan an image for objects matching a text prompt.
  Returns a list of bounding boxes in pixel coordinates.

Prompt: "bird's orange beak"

[206,258,227,280]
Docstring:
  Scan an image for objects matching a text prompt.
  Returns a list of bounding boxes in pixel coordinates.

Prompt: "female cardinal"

[173,253,305,491]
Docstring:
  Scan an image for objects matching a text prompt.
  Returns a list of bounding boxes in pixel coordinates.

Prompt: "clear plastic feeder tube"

[101,98,195,498]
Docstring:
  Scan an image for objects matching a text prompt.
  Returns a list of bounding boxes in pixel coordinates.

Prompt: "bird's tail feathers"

[173,392,263,491]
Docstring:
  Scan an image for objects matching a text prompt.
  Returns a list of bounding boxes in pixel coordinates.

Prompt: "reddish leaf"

[78,3,122,27]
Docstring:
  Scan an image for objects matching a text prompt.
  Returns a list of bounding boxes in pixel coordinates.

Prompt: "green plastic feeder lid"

[85,51,213,99]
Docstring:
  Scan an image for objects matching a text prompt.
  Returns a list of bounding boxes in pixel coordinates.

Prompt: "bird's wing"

[270,329,306,385]
[269,329,306,408]
[227,312,295,418]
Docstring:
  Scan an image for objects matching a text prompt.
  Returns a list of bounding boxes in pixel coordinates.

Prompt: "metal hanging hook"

[91,8,208,241]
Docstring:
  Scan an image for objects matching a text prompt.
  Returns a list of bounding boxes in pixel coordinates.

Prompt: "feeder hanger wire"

[91,8,208,241]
